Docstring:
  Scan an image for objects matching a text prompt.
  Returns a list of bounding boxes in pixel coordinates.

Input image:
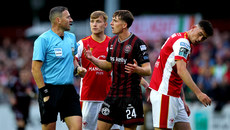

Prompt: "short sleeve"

[172,38,191,63]
[32,37,47,62]
[134,39,150,65]
[106,39,112,62]
[72,34,78,55]
[75,40,83,59]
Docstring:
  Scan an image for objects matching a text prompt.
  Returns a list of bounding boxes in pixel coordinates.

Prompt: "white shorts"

[81,101,121,130]
[150,89,189,129]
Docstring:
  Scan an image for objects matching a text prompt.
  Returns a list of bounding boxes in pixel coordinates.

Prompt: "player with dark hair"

[31,6,86,130]
[84,10,152,130]
[149,20,213,130]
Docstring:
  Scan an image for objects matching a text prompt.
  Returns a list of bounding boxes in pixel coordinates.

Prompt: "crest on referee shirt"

[124,45,132,54]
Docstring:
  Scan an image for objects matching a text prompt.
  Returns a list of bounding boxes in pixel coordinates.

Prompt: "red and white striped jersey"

[149,32,192,97]
[75,35,112,101]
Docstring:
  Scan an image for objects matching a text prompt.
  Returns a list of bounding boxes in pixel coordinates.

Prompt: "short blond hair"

[90,11,108,22]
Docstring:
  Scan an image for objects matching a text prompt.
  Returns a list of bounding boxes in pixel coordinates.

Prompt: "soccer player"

[84,10,151,130]
[149,20,213,130]
[31,6,86,130]
[75,10,120,130]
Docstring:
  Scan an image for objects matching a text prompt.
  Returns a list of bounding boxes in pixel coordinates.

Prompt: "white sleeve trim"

[75,40,83,59]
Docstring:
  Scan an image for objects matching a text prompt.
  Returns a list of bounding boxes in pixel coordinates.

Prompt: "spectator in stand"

[223,59,230,102]
[8,69,36,130]
[212,53,228,111]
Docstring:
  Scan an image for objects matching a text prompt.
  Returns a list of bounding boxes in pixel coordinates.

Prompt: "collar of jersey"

[118,33,133,43]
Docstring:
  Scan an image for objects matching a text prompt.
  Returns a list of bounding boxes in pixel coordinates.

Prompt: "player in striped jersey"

[149,20,213,130]
[84,10,151,130]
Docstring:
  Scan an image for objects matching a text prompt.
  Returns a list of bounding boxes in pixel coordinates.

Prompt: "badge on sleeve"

[140,45,147,51]
[179,47,189,58]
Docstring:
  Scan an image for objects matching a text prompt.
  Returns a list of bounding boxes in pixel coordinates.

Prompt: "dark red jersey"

[106,34,150,98]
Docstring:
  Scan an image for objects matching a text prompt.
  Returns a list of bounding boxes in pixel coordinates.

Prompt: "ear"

[104,22,108,28]
[56,17,61,24]
[122,22,128,29]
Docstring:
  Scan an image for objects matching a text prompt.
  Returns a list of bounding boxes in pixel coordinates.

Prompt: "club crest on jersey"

[124,45,132,53]
[90,48,93,52]
[110,45,113,50]
[101,107,110,116]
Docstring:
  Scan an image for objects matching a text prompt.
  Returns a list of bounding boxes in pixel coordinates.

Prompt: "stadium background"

[0,0,230,129]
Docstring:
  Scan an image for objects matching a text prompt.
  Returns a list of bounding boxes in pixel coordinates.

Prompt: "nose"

[70,17,73,22]
[92,21,97,26]
[199,36,204,42]
[110,21,113,26]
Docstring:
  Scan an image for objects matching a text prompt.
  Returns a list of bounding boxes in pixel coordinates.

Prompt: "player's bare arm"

[83,45,112,71]
[176,59,211,107]
[125,59,151,76]
[181,87,191,116]
[140,77,151,102]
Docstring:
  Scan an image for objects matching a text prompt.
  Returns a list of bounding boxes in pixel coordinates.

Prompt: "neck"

[51,26,64,36]
[118,30,131,42]
[91,33,106,42]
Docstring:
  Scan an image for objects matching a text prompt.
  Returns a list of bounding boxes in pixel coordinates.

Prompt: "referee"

[31,6,86,130]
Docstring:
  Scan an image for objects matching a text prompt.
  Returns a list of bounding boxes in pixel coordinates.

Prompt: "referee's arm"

[31,60,45,89]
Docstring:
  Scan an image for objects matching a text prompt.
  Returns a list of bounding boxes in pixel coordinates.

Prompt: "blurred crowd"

[0,37,35,102]
[0,28,230,115]
[0,37,83,95]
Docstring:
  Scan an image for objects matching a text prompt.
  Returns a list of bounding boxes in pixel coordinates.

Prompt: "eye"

[198,32,206,40]
[201,36,207,41]
[96,20,102,23]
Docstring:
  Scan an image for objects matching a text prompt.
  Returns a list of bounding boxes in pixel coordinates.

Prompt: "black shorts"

[98,96,144,126]
[12,97,31,122]
[38,84,82,124]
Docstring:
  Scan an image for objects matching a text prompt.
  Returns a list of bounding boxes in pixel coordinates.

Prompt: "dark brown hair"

[113,10,134,28]
[198,20,214,37]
